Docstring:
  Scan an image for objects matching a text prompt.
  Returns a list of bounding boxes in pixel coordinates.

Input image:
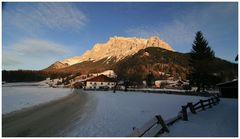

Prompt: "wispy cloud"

[3,3,87,33]
[3,39,70,70]
[126,3,237,51]
[127,20,197,46]
[126,18,198,49]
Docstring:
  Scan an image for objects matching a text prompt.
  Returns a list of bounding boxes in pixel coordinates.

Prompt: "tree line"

[2,70,71,82]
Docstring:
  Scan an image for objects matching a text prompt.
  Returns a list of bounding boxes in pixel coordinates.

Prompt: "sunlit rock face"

[45,61,69,70]
[60,36,174,66]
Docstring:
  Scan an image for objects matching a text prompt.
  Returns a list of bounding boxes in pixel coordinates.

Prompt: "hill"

[114,47,237,83]
[45,47,237,84]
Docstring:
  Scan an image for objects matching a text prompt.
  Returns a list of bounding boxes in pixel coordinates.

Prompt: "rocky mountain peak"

[44,61,69,70]
[58,36,174,66]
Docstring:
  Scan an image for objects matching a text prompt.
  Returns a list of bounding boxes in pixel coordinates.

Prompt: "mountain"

[46,36,174,68]
[44,47,237,83]
[114,47,190,82]
[114,47,237,83]
[43,36,237,83]
[44,61,69,70]
[4,45,237,83]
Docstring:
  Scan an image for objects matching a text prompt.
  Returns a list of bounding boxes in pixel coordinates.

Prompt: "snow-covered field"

[2,82,72,114]
[162,98,238,137]
[2,81,49,88]
[60,91,207,136]
[2,84,237,137]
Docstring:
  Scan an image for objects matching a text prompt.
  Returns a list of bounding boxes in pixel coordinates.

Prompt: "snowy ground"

[162,98,238,137]
[2,85,237,137]
[2,81,49,88]
[2,82,72,114]
[60,90,206,136]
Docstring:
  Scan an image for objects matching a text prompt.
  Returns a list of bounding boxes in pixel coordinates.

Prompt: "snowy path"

[162,98,238,137]
[3,93,90,137]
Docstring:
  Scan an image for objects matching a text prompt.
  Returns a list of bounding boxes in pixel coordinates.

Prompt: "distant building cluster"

[43,69,239,99]
[153,80,190,89]
[45,69,193,91]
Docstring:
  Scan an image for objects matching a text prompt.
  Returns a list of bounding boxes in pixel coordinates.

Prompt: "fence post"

[132,127,136,130]
[214,97,217,104]
[188,102,196,114]
[181,106,188,121]
[155,115,169,133]
[200,100,205,111]
[217,96,220,103]
[208,99,212,108]
[211,98,216,105]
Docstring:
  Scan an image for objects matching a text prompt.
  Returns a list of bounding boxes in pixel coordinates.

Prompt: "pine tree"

[146,71,155,87]
[189,31,215,92]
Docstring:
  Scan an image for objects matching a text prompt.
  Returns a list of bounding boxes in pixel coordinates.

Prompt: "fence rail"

[128,95,220,137]
[181,95,220,121]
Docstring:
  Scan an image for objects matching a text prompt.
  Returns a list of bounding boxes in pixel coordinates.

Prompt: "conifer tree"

[189,31,215,92]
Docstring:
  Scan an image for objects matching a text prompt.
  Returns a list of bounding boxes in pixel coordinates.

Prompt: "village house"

[85,74,116,90]
[154,79,189,89]
[217,79,238,98]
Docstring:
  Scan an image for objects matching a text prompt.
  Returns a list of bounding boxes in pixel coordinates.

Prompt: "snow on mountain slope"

[60,36,174,66]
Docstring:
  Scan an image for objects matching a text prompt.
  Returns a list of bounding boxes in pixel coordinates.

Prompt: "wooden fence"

[128,95,220,137]
[122,88,219,97]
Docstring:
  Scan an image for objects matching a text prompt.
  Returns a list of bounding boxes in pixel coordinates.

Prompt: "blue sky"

[2,2,238,70]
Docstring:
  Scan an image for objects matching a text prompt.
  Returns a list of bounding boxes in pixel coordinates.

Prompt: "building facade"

[85,74,116,89]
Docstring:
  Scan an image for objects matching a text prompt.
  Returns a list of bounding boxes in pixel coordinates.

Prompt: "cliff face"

[60,36,174,66]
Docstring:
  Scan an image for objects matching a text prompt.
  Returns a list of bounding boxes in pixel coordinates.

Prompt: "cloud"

[3,3,87,33]
[3,39,71,70]
[126,16,199,48]
[126,3,237,50]
[127,20,197,46]
[2,53,22,66]
[12,39,68,56]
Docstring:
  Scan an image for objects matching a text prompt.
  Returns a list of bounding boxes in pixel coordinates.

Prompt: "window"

[90,82,92,85]
[94,82,97,85]
[101,82,103,85]
[108,83,110,85]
